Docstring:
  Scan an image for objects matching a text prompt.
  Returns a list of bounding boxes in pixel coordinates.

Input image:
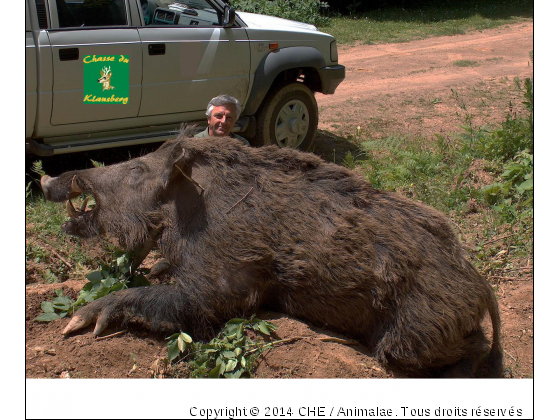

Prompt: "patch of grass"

[360,134,473,213]
[320,1,532,45]
[453,60,480,67]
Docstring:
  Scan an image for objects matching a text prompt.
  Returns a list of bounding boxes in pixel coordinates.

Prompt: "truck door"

[47,0,142,125]
[26,0,38,138]
[137,0,250,117]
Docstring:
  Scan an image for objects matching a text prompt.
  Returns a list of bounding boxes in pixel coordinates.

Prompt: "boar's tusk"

[70,175,82,192]
[66,200,81,218]
[80,197,90,212]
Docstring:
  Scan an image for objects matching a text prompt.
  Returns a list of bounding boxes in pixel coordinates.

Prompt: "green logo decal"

[83,55,129,104]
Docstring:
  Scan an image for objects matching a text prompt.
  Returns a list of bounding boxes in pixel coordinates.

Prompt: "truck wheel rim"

[274,99,309,148]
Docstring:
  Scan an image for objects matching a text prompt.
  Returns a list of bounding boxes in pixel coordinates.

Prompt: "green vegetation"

[360,134,473,212]
[464,77,533,233]
[34,252,150,322]
[230,0,330,26]
[319,1,532,45]
[453,60,480,67]
[167,316,278,378]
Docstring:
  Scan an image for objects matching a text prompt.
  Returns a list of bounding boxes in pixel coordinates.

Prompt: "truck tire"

[255,82,318,150]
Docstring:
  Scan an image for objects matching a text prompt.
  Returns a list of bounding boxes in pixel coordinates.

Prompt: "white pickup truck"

[25,0,345,155]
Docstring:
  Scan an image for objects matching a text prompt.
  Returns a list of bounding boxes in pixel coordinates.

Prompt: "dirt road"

[25,22,533,379]
[316,21,533,144]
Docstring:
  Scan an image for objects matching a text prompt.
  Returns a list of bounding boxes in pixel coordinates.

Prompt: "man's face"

[208,104,236,137]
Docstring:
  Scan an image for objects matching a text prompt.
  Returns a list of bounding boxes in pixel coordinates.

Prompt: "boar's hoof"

[62,315,94,336]
[62,297,114,337]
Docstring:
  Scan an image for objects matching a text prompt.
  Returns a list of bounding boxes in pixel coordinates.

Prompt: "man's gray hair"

[206,95,242,120]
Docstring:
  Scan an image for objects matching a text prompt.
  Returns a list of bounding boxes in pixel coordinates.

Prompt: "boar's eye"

[130,165,145,175]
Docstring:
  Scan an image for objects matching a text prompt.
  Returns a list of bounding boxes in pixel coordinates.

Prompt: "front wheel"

[255,83,318,150]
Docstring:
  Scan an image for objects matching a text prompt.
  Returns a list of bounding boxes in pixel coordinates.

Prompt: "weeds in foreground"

[167,316,278,378]
[34,252,150,322]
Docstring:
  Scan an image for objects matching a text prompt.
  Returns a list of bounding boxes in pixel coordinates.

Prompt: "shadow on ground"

[310,129,361,166]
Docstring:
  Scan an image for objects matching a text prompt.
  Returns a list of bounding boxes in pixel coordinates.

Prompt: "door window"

[56,0,127,28]
[141,0,222,27]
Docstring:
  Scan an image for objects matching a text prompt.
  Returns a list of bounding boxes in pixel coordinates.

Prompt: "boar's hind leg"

[62,285,212,338]
[436,329,490,378]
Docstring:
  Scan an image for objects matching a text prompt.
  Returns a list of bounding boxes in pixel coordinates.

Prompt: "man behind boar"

[195,95,250,146]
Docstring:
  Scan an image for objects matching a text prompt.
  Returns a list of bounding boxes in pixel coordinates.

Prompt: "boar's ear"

[162,142,203,192]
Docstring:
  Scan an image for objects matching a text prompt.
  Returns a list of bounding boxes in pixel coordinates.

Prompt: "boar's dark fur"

[41,127,502,377]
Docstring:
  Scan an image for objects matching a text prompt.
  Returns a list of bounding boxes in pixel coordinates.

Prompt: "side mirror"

[223,5,236,28]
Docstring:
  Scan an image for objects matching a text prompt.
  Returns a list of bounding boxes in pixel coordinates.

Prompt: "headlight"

[330,40,338,63]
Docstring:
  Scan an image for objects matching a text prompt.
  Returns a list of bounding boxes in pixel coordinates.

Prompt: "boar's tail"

[476,284,503,378]
[483,284,503,378]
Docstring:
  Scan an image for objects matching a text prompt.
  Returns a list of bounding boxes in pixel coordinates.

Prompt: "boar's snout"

[40,173,85,202]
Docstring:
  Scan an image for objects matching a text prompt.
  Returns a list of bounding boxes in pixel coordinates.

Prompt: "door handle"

[148,44,166,56]
[59,48,79,61]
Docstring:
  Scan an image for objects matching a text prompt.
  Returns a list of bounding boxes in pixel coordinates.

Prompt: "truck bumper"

[318,65,346,94]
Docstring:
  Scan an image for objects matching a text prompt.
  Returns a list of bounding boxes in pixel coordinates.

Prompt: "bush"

[230,0,330,26]
[464,77,533,220]
[466,80,532,163]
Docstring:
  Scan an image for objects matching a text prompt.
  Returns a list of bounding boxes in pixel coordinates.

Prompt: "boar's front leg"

[63,285,214,338]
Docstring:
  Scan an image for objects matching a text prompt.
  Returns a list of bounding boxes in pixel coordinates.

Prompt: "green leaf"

[117,254,127,268]
[178,336,186,352]
[86,271,104,283]
[208,365,221,378]
[222,351,236,359]
[264,321,278,332]
[226,318,245,325]
[234,347,242,357]
[167,339,180,362]
[257,322,271,335]
[236,323,244,339]
[41,301,55,313]
[34,312,61,322]
[101,277,118,288]
[219,361,226,375]
[180,332,193,344]
[518,178,533,191]
[53,295,73,305]
[225,359,238,372]
[224,369,244,378]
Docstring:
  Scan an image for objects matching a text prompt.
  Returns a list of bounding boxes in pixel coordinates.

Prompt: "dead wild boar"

[40,128,502,378]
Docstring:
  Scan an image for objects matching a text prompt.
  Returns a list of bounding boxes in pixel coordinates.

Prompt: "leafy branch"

[167,315,278,378]
[34,251,150,322]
